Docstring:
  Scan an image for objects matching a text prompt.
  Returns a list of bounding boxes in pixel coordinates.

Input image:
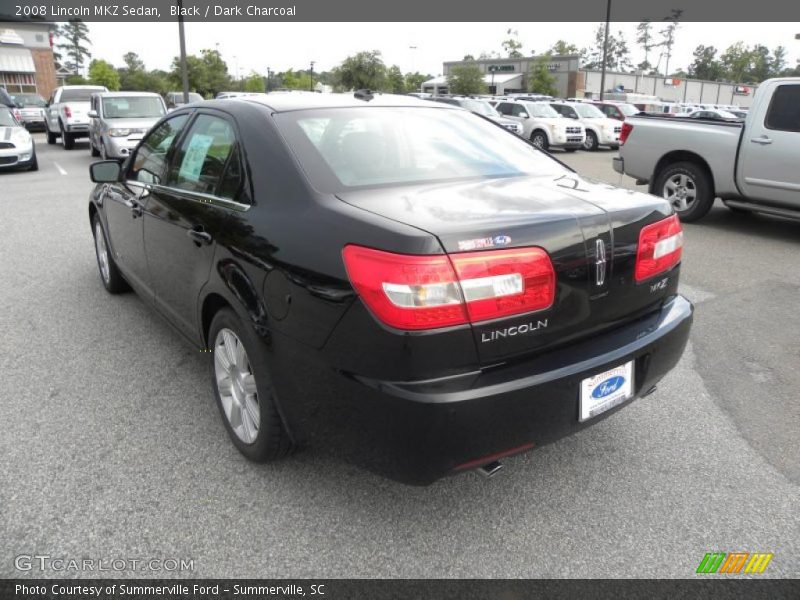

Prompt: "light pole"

[488,64,498,94]
[177,0,190,104]
[310,61,315,92]
[409,45,417,74]
[599,0,611,101]
[266,67,271,93]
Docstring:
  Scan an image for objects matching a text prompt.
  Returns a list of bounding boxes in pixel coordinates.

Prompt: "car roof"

[93,91,162,98]
[237,91,448,113]
[59,85,107,90]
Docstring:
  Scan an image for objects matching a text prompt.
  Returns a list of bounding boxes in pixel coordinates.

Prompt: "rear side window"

[129,113,189,184]
[765,85,800,132]
[510,104,528,117]
[168,114,239,196]
[495,102,512,116]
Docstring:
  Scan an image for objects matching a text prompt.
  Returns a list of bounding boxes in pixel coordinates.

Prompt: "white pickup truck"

[614,77,800,222]
[45,85,108,150]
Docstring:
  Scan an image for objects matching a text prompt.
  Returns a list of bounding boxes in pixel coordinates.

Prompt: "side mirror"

[88,110,99,118]
[90,160,121,183]
[521,113,529,119]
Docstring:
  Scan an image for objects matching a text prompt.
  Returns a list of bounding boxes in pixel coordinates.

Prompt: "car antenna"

[354,89,375,101]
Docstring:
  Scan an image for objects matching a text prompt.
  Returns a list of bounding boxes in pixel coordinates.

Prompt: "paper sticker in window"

[178,134,214,182]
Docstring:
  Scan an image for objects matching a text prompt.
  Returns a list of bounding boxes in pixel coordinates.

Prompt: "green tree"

[170,49,231,97]
[688,45,723,81]
[720,42,755,83]
[550,40,582,56]
[88,59,120,90]
[527,55,558,96]
[56,19,91,74]
[385,65,406,93]
[446,63,486,95]
[635,20,657,72]
[65,74,88,85]
[770,46,787,77]
[243,72,264,92]
[659,9,683,77]
[334,51,387,91]
[404,72,428,93]
[280,68,312,90]
[748,45,772,82]
[501,28,524,58]
[583,25,633,72]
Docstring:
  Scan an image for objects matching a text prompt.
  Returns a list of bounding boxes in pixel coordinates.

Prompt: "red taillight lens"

[64,106,72,118]
[619,122,633,145]
[342,245,556,330]
[635,215,683,283]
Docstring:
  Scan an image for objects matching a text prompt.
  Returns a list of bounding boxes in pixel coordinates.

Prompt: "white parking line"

[53,162,67,176]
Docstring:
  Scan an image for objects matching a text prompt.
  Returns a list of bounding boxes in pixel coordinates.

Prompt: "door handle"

[750,136,773,145]
[188,228,213,246]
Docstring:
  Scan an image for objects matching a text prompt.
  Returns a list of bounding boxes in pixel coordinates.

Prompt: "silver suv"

[88,92,166,160]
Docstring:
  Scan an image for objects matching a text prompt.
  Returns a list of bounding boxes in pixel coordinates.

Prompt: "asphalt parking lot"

[1,136,798,578]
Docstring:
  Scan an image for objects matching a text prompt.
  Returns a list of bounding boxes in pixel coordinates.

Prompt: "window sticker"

[178,134,214,182]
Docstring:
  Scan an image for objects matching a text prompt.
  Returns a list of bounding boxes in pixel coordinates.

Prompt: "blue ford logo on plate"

[592,375,625,399]
[493,235,512,246]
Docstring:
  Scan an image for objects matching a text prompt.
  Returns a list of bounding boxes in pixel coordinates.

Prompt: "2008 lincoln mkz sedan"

[88,92,693,485]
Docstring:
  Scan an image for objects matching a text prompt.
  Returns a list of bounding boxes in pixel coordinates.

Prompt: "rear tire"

[60,123,75,150]
[654,161,715,222]
[45,123,57,145]
[28,150,38,171]
[91,214,129,294]
[90,139,100,157]
[563,148,578,153]
[209,307,294,462]
[530,130,549,151]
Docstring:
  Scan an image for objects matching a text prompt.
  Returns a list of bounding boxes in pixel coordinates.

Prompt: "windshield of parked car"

[172,92,204,104]
[617,103,638,116]
[574,103,606,118]
[458,99,498,117]
[102,96,166,118]
[523,102,561,118]
[61,88,106,102]
[12,93,46,107]
[275,107,568,192]
[0,107,18,126]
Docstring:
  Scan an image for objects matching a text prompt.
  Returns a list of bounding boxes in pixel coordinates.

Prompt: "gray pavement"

[0,137,797,578]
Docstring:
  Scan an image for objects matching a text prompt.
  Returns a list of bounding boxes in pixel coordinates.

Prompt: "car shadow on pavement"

[685,202,800,243]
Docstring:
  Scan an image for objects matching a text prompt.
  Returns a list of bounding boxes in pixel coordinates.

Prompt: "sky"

[84,21,800,78]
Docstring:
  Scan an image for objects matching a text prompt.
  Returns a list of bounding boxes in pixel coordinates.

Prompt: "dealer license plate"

[579,361,634,422]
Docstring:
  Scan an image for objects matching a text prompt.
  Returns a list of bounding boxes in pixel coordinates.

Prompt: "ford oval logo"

[592,376,625,399]
[493,235,512,246]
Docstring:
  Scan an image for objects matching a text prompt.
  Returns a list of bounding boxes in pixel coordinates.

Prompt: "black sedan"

[88,93,693,485]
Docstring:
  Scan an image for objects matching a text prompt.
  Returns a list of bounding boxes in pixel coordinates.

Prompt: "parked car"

[0,106,37,171]
[216,91,248,99]
[0,86,15,108]
[495,99,585,150]
[88,91,167,160]
[590,101,639,121]
[429,96,523,135]
[165,91,204,110]
[614,78,800,222]
[87,93,692,485]
[550,100,621,150]
[44,85,108,149]
[10,93,47,130]
[686,109,742,121]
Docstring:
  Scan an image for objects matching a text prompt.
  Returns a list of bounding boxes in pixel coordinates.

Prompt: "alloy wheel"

[94,222,110,284]
[663,173,697,212]
[214,328,260,444]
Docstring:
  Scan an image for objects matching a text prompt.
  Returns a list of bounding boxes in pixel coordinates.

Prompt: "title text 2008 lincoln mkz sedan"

[88,93,692,485]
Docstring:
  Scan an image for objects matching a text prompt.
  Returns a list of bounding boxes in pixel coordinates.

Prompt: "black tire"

[28,150,38,171]
[60,123,75,150]
[45,124,57,145]
[583,130,599,151]
[90,139,100,157]
[653,161,715,223]
[530,130,549,151]
[91,214,129,294]
[208,307,294,462]
[563,148,578,153]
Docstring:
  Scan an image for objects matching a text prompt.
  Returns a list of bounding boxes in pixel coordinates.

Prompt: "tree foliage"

[583,24,633,72]
[169,48,231,97]
[447,63,487,95]
[527,55,558,96]
[501,29,524,58]
[56,19,91,74]
[688,43,790,83]
[404,72,429,93]
[386,65,406,94]
[635,20,657,72]
[88,59,120,90]
[334,50,387,91]
[550,40,582,56]
[243,72,265,92]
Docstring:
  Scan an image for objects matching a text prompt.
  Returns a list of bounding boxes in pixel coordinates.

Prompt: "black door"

[104,113,190,294]
[144,111,249,341]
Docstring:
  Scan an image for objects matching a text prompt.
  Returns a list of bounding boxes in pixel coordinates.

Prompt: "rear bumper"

[289,294,693,485]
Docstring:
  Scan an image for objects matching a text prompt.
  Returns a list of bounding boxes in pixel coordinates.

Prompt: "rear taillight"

[619,122,633,145]
[342,245,555,330]
[64,106,72,118]
[635,215,683,283]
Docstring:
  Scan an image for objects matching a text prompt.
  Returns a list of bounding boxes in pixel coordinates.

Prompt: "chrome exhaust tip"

[477,460,504,478]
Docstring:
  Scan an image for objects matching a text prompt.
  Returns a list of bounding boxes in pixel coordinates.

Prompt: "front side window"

[274,106,568,193]
[765,85,800,132]
[130,113,189,184]
[495,102,512,116]
[168,114,238,196]
[510,104,528,117]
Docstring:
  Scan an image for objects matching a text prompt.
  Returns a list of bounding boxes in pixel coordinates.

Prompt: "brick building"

[0,22,58,99]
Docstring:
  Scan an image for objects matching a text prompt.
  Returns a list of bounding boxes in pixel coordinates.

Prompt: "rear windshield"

[102,96,165,118]
[61,88,106,102]
[274,107,568,193]
[0,107,17,126]
[13,93,46,107]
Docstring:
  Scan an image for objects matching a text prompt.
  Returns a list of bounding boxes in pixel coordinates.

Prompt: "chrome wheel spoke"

[213,327,261,445]
[241,373,257,396]
[214,343,232,373]
[245,395,260,431]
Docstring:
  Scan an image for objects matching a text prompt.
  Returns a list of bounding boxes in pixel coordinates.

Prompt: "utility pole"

[310,61,315,92]
[409,45,417,74]
[177,0,190,104]
[599,0,611,101]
